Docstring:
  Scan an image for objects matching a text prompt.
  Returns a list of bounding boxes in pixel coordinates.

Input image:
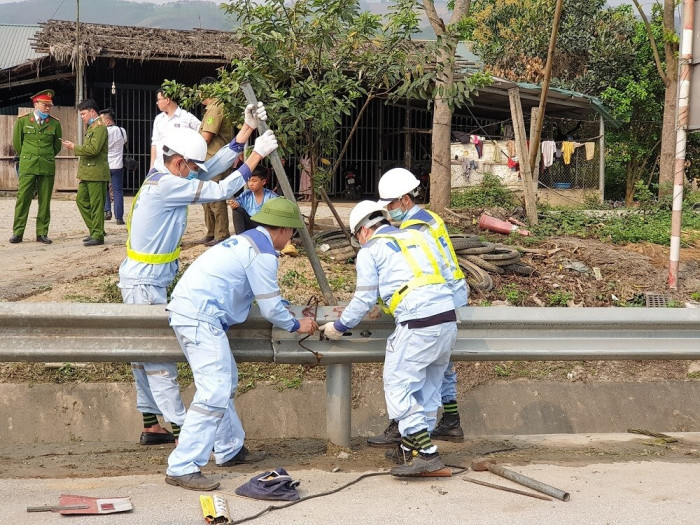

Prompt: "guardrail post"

[326,363,352,448]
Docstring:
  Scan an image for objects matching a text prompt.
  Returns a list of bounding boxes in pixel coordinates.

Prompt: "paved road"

[5,436,699,525]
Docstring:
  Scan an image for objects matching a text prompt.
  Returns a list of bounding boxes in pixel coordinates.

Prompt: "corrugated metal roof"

[0,24,42,70]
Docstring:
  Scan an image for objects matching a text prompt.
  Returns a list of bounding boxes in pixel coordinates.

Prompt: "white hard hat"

[162,128,208,171]
[349,200,390,235]
[378,167,420,201]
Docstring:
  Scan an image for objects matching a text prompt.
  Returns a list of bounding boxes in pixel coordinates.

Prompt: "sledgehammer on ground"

[471,458,570,502]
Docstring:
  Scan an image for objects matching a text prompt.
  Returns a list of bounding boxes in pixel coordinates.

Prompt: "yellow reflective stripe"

[125,172,184,265]
[402,212,465,281]
[374,230,445,315]
[126,243,180,264]
[388,274,444,313]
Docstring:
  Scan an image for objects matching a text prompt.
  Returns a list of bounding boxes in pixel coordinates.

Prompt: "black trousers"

[232,207,259,235]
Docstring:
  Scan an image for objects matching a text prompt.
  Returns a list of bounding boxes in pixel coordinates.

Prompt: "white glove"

[244,102,267,129]
[253,130,278,157]
[320,322,344,341]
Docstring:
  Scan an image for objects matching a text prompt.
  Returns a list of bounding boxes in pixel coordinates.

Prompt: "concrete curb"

[1,379,698,444]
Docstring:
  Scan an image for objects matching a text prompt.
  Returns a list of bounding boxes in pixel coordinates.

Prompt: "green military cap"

[251,197,304,228]
[31,89,55,104]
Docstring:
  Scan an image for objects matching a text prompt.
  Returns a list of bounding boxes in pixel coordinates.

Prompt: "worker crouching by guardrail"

[164,197,318,492]
[319,201,457,477]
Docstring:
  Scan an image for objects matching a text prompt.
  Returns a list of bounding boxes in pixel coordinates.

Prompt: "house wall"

[0,106,80,191]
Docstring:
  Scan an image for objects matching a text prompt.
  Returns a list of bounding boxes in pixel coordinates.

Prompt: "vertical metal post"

[325,363,352,448]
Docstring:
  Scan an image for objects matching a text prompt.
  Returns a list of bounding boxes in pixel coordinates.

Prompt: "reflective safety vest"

[125,172,182,264]
[402,209,465,281]
[372,229,446,315]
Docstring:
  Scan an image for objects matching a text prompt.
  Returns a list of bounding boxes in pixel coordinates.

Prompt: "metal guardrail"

[2,302,699,446]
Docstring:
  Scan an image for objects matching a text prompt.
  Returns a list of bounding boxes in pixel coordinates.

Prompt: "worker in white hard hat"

[118,103,273,448]
[165,197,318,491]
[320,200,457,477]
[366,167,469,447]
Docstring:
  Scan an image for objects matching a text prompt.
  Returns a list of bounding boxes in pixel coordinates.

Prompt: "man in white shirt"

[150,89,200,170]
[99,108,127,224]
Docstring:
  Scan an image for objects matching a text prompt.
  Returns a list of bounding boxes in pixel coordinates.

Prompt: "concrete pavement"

[4,449,699,525]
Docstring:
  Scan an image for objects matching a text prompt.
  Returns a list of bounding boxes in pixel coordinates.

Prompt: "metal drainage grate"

[645,293,671,308]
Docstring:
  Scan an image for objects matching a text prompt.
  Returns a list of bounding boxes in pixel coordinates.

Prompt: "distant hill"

[0,0,235,30]
[0,0,442,35]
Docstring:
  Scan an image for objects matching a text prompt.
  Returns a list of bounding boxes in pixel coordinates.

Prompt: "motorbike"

[341,166,363,200]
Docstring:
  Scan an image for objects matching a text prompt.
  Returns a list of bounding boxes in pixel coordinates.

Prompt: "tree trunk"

[658,0,679,196]
[625,159,641,206]
[430,45,455,215]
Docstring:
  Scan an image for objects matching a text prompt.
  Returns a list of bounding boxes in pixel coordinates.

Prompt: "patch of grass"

[280,269,310,288]
[688,372,700,380]
[451,173,519,208]
[500,283,527,306]
[101,279,122,303]
[62,293,99,302]
[690,292,700,302]
[547,291,573,306]
[493,364,510,377]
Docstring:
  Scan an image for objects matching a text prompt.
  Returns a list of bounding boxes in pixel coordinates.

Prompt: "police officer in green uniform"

[62,99,110,246]
[10,89,63,244]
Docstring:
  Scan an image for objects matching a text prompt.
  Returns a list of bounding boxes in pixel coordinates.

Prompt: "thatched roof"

[33,20,247,66]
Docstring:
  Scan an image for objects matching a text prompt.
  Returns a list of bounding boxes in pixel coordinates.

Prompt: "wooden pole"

[509,87,538,225]
[527,0,564,174]
[240,82,336,305]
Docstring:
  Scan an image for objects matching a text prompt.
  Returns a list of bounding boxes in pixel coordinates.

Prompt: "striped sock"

[443,401,459,416]
[142,413,158,428]
[171,423,181,439]
[409,429,435,454]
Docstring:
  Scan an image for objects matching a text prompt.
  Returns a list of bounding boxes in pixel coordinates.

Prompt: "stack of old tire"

[314,229,357,261]
[313,230,534,293]
[450,234,533,292]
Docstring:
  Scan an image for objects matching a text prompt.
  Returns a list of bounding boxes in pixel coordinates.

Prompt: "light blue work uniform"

[332,224,457,437]
[165,227,300,477]
[402,205,468,403]
[118,139,250,428]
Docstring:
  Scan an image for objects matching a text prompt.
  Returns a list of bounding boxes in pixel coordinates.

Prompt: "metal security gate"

[91,83,161,193]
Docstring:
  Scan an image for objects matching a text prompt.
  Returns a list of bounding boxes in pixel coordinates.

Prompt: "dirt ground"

[2,433,699,480]
[1,194,699,479]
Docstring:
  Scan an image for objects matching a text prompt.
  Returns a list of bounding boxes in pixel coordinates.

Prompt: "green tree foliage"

[598,5,666,203]
[164,0,418,221]
[468,0,633,95]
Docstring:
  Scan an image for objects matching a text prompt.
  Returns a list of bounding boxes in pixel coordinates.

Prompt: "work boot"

[217,446,266,467]
[431,414,464,442]
[367,419,401,448]
[105,210,112,221]
[390,450,446,477]
[36,235,52,244]
[9,235,22,243]
[385,443,414,465]
[165,472,219,491]
[140,430,176,445]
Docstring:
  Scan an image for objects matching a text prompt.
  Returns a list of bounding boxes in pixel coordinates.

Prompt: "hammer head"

[471,458,496,471]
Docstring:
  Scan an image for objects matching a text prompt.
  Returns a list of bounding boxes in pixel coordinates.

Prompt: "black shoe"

[199,235,215,244]
[140,431,176,445]
[367,419,401,448]
[432,414,464,442]
[83,236,91,242]
[9,235,22,243]
[105,211,112,220]
[165,472,219,491]
[115,219,125,225]
[83,238,104,246]
[390,451,446,477]
[217,446,266,467]
[36,235,52,244]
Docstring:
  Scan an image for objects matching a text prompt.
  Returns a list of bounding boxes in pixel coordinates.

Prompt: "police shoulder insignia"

[206,116,214,125]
